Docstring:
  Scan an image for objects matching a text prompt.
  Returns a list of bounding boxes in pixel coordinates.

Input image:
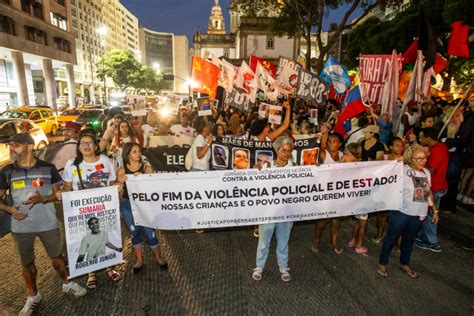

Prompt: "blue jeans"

[379,211,423,266]
[120,198,159,248]
[417,189,447,247]
[256,222,293,270]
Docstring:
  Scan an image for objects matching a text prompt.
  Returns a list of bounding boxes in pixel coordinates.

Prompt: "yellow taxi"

[58,108,84,127]
[0,107,59,135]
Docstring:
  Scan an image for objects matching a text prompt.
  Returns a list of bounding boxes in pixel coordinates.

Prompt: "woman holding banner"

[62,132,122,289]
[252,136,294,282]
[117,143,168,273]
[191,118,213,172]
[377,144,439,278]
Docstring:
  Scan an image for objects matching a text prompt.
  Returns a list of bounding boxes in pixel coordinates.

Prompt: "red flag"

[402,39,418,65]
[448,21,469,58]
[191,56,220,100]
[249,55,277,77]
[433,54,449,74]
[334,80,367,136]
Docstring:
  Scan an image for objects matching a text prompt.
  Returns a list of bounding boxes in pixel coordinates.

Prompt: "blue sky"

[121,0,363,44]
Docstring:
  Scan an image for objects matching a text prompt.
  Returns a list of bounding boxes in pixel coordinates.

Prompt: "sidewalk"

[0,215,473,315]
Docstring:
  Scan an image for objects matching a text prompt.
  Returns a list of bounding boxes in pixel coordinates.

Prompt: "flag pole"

[437,82,473,138]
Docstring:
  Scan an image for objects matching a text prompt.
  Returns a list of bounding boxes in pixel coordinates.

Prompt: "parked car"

[58,108,84,127]
[74,109,104,129]
[0,119,49,167]
[0,107,59,135]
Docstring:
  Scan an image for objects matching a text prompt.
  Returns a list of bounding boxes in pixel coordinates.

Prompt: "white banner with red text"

[126,161,403,230]
[62,186,123,278]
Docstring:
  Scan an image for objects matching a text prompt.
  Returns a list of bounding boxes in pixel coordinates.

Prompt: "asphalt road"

[0,216,473,315]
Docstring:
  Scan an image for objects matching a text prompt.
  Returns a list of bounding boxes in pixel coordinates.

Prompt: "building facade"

[139,27,189,94]
[0,0,77,110]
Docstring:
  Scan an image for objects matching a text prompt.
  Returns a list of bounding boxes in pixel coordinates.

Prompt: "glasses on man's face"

[413,157,427,162]
[79,141,95,147]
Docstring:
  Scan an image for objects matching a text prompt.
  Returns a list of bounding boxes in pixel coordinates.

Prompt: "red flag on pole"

[402,39,419,65]
[433,54,449,74]
[448,21,469,58]
[191,56,220,100]
[249,55,277,78]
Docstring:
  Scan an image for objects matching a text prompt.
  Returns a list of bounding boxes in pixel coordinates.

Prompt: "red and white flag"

[235,61,257,103]
[255,63,279,102]
[381,49,400,116]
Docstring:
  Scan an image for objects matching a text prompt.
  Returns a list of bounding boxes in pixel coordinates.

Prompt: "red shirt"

[426,142,449,192]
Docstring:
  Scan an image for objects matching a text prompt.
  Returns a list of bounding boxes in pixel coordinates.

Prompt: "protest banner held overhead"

[126,161,403,230]
[145,136,194,172]
[62,186,123,278]
[225,88,253,114]
[276,57,301,95]
[296,69,329,106]
[209,136,320,171]
[359,54,402,105]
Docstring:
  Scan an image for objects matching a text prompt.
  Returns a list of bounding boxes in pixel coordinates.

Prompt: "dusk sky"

[121,0,363,45]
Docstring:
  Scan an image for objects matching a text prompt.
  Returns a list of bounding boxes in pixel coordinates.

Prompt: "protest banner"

[210,136,320,170]
[126,160,403,230]
[276,57,301,95]
[359,54,402,104]
[62,186,123,278]
[131,109,147,117]
[225,88,253,113]
[145,136,194,172]
[255,63,279,102]
[296,69,329,106]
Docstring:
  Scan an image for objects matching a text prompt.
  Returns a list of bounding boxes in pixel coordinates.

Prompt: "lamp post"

[96,26,107,105]
[163,74,195,102]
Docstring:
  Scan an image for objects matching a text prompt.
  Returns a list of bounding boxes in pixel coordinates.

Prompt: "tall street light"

[96,26,107,105]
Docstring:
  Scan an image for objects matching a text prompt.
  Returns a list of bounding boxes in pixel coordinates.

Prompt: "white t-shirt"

[170,124,196,137]
[323,150,343,164]
[63,154,116,191]
[141,124,156,147]
[401,164,432,217]
[191,135,210,171]
[78,231,110,260]
[346,129,365,145]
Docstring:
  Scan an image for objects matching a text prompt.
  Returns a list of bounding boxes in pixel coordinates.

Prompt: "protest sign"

[258,102,269,118]
[127,161,403,230]
[276,57,301,94]
[225,88,253,114]
[197,97,212,116]
[145,136,194,172]
[268,105,282,124]
[296,70,328,106]
[132,109,147,117]
[62,186,123,278]
[210,136,320,170]
[359,54,402,104]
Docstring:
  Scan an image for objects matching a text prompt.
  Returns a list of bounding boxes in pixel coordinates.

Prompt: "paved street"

[0,210,473,315]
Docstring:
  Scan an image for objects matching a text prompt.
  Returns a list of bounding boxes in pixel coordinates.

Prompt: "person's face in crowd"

[364,130,375,140]
[128,144,141,163]
[234,150,249,169]
[390,139,404,155]
[88,219,100,234]
[119,122,129,136]
[418,132,430,146]
[113,118,121,128]
[9,142,32,161]
[321,124,330,134]
[411,150,428,171]
[216,125,225,137]
[342,149,358,162]
[421,117,434,128]
[202,123,211,137]
[79,135,97,157]
[328,135,342,153]
[276,144,293,164]
[381,113,390,122]
[180,114,189,127]
[63,129,77,142]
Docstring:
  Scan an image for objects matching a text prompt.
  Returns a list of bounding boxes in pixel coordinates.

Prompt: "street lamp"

[96,26,107,105]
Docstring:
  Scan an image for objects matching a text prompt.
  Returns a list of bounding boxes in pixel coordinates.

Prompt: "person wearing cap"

[361,125,385,161]
[51,122,81,174]
[0,133,87,315]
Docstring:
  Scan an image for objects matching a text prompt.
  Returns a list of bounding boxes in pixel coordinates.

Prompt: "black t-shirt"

[361,140,385,161]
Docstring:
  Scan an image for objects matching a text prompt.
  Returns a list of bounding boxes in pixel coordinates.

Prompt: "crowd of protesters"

[0,91,472,315]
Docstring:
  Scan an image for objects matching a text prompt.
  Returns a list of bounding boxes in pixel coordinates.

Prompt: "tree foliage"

[344,0,474,89]
[133,66,165,95]
[231,0,403,71]
[96,50,142,92]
